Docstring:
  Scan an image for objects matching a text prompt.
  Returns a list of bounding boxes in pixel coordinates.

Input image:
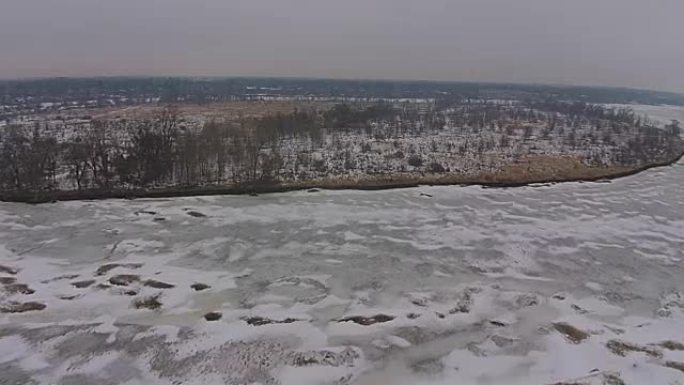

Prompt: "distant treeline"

[2,77,684,107]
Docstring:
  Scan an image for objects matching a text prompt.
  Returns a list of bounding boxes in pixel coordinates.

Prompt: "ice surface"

[0,160,683,384]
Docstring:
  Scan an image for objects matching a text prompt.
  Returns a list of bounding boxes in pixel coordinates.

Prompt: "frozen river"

[1,160,684,384]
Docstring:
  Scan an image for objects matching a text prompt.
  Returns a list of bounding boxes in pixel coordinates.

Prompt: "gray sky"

[1,0,683,92]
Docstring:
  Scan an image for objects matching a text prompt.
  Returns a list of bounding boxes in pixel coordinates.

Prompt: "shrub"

[408,155,423,167]
[428,162,445,173]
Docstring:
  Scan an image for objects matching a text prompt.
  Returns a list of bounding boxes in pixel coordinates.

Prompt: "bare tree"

[85,121,115,188]
[0,126,29,189]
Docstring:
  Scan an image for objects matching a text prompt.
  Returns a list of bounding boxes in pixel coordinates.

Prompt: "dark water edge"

[2,151,683,204]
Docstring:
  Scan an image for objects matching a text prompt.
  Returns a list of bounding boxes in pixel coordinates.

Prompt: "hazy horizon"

[2,74,684,97]
[2,0,683,93]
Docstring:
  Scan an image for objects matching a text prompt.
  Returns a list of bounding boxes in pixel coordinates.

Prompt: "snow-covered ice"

[0,160,683,384]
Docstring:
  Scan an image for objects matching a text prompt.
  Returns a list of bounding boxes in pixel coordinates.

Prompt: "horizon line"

[0,74,682,96]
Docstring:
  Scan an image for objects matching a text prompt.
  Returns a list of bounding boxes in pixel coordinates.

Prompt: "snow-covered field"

[1,161,684,384]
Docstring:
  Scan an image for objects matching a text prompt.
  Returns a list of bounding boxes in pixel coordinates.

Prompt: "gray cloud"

[1,0,682,92]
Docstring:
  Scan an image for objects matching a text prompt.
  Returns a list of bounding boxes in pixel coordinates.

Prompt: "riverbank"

[2,152,682,204]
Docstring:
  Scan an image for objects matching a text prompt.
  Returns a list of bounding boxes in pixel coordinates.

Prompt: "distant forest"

[2,77,684,108]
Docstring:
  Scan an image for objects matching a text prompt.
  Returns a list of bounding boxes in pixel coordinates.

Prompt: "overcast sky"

[1,0,682,92]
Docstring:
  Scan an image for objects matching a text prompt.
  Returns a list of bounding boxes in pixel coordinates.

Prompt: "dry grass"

[552,322,590,344]
[490,155,631,183]
[40,274,80,283]
[0,301,46,313]
[84,101,333,122]
[204,311,222,321]
[133,294,162,310]
[288,155,635,190]
[244,316,300,326]
[191,283,211,291]
[449,290,474,314]
[606,340,662,358]
[186,211,207,218]
[109,274,140,286]
[664,361,684,373]
[71,279,96,288]
[338,314,395,326]
[2,283,35,295]
[95,263,143,276]
[144,279,175,289]
[0,264,18,275]
[550,372,624,385]
[603,373,627,385]
[659,341,684,351]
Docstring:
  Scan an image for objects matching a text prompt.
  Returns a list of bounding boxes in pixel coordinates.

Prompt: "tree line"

[0,102,681,194]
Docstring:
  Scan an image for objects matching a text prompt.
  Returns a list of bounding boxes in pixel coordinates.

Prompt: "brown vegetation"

[243,316,300,326]
[659,341,684,351]
[133,294,162,310]
[664,361,684,374]
[606,340,662,358]
[553,322,590,344]
[0,265,18,275]
[204,311,222,321]
[338,314,395,326]
[0,277,17,285]
[2,283,35,295]
[144,279,175,289]
[109,274,140,286]
[191,283,211,291]
[71,279,96,288]
[0,301,46,313]
[95,263,143,276]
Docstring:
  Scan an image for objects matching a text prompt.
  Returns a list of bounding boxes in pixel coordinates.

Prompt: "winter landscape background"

[1,78,684,384]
